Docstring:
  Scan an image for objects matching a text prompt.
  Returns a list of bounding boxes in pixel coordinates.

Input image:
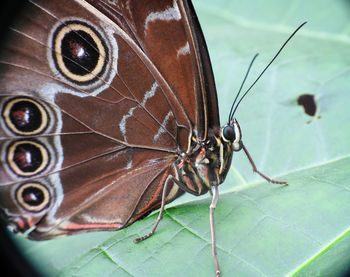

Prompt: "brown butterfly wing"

[0,0,218,239]
[88,0,220,139]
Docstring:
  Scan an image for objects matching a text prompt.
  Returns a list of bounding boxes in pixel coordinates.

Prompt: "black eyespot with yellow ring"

[6,140,49,177]
[15,182,50,213]
[2,97,49,136]
[51,20,108,85]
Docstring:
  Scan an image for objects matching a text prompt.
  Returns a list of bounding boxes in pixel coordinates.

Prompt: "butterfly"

[0,0,305,275]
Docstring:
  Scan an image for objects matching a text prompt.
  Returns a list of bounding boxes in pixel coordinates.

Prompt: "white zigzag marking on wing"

[119,82,158,142]
[144,0,181,35]
[153,111,173,142]
[177,42,190,58]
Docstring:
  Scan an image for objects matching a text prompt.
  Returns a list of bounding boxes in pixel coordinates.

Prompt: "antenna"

[229,21,307,121]
[228,53,259,122]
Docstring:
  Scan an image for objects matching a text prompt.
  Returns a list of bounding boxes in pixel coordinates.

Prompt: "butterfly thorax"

[174,131,234,196]
[173,119,243,196]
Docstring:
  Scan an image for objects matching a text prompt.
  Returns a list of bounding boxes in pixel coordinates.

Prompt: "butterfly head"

[221,118,242,152]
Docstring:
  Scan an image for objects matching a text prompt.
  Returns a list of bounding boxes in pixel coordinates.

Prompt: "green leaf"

[12,0,350,276]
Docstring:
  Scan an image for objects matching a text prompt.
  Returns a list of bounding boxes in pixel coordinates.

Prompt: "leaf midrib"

[287,228,350,276]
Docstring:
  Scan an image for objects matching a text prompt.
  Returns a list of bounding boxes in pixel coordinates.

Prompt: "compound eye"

[222,125,235,142]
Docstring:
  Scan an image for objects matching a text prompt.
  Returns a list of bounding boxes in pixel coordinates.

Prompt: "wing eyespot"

[50,20,109,85]
[15,182,51,213]
[6,140,50,177]
[2,97,49,136]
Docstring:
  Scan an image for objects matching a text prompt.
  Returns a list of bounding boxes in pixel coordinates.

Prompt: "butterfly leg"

[210,184,221,277]
[134,175,175,243]
[241,142,287,184]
